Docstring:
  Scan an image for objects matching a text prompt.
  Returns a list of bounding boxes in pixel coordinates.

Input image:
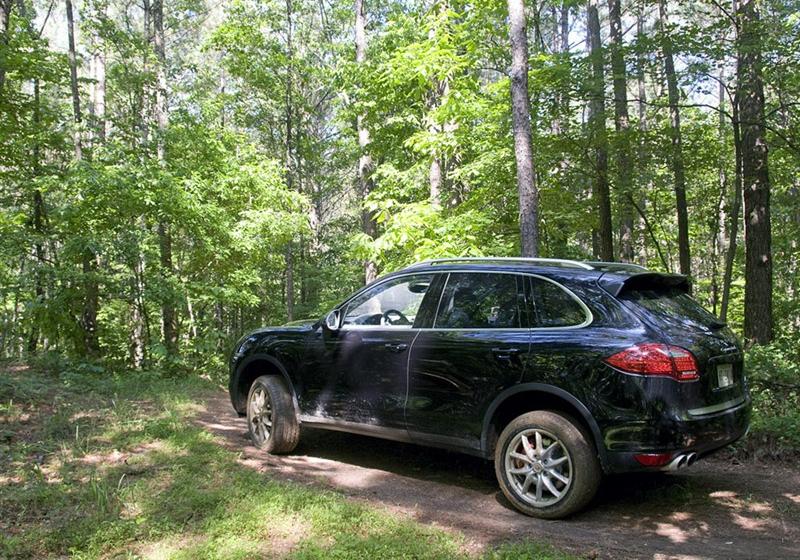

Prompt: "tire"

[494,410,601,519]
[246,375,300,454]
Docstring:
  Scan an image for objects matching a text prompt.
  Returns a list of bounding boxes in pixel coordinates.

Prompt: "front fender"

[229,353,301,419]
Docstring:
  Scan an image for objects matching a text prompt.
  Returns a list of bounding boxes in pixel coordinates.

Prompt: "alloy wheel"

[249,385,273,444]
[504,428,573,507]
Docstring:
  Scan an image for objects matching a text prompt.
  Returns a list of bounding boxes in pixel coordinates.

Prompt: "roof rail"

[407,257,595,270]
[584,261,648,272]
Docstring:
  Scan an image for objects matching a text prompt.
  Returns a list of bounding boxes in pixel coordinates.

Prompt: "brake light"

[634,453,673,467]
[604,343,700,381]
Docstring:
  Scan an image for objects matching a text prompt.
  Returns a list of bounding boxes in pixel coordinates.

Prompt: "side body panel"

[406,328,530,451]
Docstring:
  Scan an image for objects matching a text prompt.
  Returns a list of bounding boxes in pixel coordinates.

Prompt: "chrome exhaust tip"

[665,454,687,471]
[663,452,698,471]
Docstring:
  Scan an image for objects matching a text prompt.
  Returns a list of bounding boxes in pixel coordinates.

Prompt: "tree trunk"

[506,0,539,257]
[0,0,12,97]
[587,0,613,261]
[635,3,651,266]
[658,0,690,279]
[720,95,743,323]
[608,0,634,262]
[66,0,100,356]
[285,248,294,321]
[710,70,727,314]
[27,72,46,353]
[355,0,377,283]
[737,0,773,344]
[140,0,151,147]
[130,250,146,368]
[65,0,82,160]
[153,0,177,356]
[426,1,452,207]
[284,0,298,314]
[92,8,107,143]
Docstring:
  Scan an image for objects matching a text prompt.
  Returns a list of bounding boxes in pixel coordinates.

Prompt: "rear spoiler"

[597,272,690,298]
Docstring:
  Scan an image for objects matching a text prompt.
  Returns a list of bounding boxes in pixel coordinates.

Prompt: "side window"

[435,273,522,329]
[342,274,434,328]
[529,278,588,328]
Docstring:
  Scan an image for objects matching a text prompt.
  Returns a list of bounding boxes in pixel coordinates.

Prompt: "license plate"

[717,364,734,388]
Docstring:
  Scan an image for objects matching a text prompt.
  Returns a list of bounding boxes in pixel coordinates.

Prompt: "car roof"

[396,257,648,279]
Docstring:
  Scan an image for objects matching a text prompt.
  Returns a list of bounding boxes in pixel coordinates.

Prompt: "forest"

[0,0,798,375]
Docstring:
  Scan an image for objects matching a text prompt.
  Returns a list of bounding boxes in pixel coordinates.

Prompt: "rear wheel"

[495,410,601,519]
[246,375,300,454]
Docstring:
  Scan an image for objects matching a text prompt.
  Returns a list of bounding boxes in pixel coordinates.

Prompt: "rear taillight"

[633,452,673,467]
[604,343,700,382]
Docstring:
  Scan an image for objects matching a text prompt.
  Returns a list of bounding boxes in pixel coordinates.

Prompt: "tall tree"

[587,0,613,261]
[737,0,773,343]
[506,0,539,257]
[608,0,634,262]
[66,0,100,356]
[634,1,652,265]
[65,0,82,160]
[153,0,177,355]
[720,85,743,323]
[284,0,295,319]
[355,0,377,283]
[658,0,690,278]
[0,0,12,97]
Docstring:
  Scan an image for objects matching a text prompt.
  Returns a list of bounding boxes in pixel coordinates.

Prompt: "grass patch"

[0,362,572,560]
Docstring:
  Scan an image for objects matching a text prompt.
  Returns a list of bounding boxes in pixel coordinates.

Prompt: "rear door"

[618,284,746,415]
[405,271,531,451]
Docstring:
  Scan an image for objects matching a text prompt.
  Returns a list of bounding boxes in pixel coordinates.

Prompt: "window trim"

[339,273,436,331]
[526,275,594,330]
[432,272,525,330]
[428,271,593,331]
[336,269,593,332]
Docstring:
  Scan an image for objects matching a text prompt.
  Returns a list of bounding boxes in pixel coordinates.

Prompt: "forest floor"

[0,364,567,559]
[199,391,800,560]
[2,361,798,559]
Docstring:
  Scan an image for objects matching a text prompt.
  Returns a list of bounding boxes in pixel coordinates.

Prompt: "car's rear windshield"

[620,287,724,332]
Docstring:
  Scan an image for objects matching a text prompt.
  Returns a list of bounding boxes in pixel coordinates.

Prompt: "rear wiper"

[708,319,727,330]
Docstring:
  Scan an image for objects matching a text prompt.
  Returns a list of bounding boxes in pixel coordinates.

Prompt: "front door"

[303,273,437,429]
[406,272,531,450]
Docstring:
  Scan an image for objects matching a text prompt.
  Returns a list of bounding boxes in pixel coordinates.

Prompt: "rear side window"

[529,278,589,328]
[435,273,522,329]
[621,288,721,331]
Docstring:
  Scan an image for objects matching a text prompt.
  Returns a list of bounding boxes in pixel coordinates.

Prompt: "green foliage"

[742,341,800,456]
[1,0,799,379]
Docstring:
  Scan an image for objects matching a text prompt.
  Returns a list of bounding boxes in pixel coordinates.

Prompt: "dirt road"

[196,392,800,559]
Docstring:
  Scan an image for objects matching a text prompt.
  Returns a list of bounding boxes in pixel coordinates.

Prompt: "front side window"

[529,277,589,328]
[434,273,522,329]
[342,274,434,328]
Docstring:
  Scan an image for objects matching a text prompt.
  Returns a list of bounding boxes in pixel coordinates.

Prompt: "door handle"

[384,343,409,353]
[492,347,521,360]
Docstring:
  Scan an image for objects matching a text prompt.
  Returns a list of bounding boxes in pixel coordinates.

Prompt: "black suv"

[228,258,750,518]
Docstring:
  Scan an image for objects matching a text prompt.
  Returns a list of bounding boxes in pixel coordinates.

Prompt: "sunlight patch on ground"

[709,489,775,517]
[731,513,768,531]
[784,493,800,504]
[136,535,207,559]
[652,512,710,544]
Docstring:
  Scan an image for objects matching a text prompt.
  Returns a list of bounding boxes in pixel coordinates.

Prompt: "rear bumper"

[602,396,751,473]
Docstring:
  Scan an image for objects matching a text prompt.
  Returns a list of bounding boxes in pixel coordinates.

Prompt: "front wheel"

[246,375,300,454]
[494,410,601,519]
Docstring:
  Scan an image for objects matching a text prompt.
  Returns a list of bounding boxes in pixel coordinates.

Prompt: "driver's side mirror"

[324,309,341,331]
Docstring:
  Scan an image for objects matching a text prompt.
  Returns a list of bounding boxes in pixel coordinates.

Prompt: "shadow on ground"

[197,392,800,560]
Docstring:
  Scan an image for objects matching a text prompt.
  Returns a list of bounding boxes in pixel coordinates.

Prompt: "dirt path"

[196,391,800,560]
